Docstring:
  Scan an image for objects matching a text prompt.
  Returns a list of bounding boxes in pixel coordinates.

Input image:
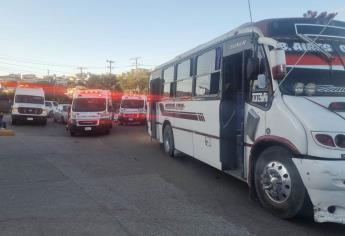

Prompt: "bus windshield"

[73,98,106,112]
[121,99,144,109]
[278,39,345,96]
[15,95,44,104]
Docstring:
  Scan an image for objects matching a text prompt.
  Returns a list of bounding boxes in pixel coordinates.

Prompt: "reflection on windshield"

[72,98,106,112]
[15,95,44,104]
[121,99,144,109]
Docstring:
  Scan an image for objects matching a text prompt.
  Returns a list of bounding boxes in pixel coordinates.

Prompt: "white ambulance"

[11,87,47,125]
[68,90,113,136]
[118,95,147,125]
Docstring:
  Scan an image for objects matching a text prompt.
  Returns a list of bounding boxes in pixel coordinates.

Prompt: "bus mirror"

[246,57,259,81]
[270,48,286,80]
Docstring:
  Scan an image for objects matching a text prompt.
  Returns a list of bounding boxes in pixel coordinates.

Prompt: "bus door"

[149,78,161,139]
[220,36,253,175]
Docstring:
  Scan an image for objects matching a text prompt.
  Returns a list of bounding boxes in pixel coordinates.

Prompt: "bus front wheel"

[254,146,307,219]
[163,125,174,157]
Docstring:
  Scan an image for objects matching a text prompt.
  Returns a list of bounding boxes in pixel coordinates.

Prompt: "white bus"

[148,14,345,224]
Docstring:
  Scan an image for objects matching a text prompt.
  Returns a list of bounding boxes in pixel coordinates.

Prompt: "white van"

[11,87,47,125]
[68,90,113,136]
[118,95,147,125]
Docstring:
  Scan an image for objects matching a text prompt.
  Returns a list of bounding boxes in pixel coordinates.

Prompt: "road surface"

[0,118,344,235]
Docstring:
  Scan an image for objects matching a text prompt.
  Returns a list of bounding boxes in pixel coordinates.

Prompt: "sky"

[0,0,344,76]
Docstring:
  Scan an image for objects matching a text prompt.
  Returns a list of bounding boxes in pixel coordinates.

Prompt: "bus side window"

[195,48,221,96]
[248,46,272,107]
[163,66,175,98]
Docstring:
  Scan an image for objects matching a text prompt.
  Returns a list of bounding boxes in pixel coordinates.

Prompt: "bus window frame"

[175,59,193,100]
[246,44,274,111]
[193,47,222,100]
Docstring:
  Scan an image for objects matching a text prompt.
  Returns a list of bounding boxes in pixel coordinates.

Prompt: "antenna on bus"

[247,0,253,24]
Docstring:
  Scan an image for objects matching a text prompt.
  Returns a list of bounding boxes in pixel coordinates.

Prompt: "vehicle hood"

[283,95,345,132]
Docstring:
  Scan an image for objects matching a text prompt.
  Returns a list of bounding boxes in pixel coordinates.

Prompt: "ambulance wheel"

[163,125,174,157]
[254,146,306,219]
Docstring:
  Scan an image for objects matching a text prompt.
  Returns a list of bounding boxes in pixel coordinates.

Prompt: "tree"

[117,68,150,93]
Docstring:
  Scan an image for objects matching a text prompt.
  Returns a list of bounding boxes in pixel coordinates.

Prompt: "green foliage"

[85,74,123,92]
[117,68,150,93]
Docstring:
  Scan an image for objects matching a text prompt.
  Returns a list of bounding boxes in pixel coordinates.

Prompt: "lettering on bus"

[278,42,334,52]
[252,92,268,103]
[165,103,185,110]
[227,40,247,50]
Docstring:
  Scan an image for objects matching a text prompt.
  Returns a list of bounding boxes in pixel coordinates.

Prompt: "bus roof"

[151,17,345,77]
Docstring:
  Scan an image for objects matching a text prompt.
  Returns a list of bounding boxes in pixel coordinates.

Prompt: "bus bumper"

[293,158,345,224]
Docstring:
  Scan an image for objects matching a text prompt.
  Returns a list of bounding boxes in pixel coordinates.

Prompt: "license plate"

[27,117,33,121]
[129,118,133,121]
[84,127,92,131]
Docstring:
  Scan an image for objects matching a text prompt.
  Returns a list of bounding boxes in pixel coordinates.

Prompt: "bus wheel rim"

[260,161,292,204]
[164,131,170,152]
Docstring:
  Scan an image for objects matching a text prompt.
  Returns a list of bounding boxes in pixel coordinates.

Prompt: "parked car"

[45,101,58,117]
[54,104,71,124]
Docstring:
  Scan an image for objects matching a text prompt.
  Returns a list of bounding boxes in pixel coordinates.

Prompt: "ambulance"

[118,95,147,125]
[68,89,113,136]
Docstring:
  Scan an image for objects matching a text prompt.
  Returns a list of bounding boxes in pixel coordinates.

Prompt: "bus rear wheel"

[254,146,307,219]
[163,125,174,157]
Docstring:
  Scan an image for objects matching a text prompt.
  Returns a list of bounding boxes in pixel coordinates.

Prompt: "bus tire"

[70,130,76,137]
[254,146,306,219]
[163,125,174,157]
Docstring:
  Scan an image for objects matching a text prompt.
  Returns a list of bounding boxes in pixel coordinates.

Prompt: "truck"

[68,89,113,136]
[11,87,47,125]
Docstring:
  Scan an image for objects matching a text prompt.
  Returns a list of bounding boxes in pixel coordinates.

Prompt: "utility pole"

[130,57,141,72]
[130,57,141,93]
[77,67,85,80]
[106,60,115,75]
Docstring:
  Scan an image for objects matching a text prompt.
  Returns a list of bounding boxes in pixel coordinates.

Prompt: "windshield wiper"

[333,42,345,70]
[297,34,335,62]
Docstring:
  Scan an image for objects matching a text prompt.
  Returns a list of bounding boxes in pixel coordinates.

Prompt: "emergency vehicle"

[12,87,47,125]
[118,95,147,125]
[148,13,345,224]
[68,89,113,136]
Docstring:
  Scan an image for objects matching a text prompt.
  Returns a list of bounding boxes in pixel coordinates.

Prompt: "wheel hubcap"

[260,161,291,203]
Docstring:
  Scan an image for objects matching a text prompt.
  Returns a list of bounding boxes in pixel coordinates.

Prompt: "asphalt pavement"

[0,117,344,235]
